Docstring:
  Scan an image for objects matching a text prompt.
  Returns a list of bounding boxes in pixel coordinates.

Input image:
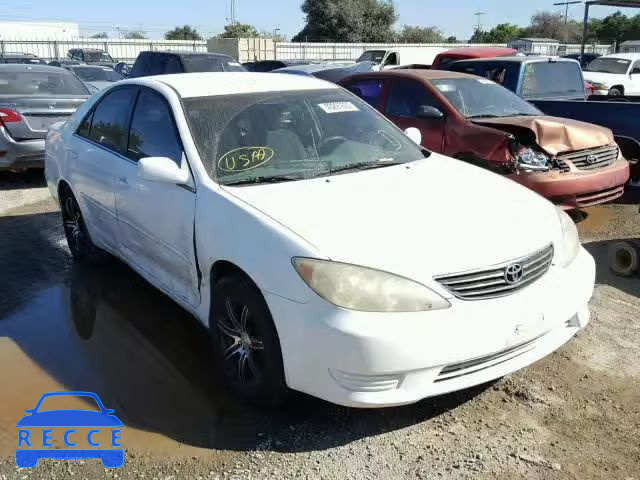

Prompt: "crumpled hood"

[582,71,621,87]
[472,115,614,155]
[224,154,561,285]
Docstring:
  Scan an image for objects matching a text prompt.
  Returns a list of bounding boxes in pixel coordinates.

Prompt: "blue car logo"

[16,391,123,468]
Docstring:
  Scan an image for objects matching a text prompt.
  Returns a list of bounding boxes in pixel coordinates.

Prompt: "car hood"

[472,115,614,155]
[582,71,623,86]
[224,154,561,284]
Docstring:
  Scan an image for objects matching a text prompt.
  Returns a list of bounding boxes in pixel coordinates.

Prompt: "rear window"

[437,56,463,66]
[181,55,246,73]
[72,67,122,82]
[520,61,584,99]
[0,71,88,95]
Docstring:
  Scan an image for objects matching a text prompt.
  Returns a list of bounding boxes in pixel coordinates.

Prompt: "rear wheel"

[608,241,639,277]
[60,189,106,263]
[210,274,289,407]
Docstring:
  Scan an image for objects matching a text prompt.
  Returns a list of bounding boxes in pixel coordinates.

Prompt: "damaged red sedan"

[341,70,630,209]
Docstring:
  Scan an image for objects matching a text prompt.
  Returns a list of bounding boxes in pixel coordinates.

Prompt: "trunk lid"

[0,96,87,140]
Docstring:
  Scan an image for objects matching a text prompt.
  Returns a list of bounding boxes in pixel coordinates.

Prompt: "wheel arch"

[611,84,625,94]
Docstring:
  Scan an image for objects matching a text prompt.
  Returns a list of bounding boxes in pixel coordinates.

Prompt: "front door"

[114,87,199,307]
[629,60,640,95]
[384,78,446,153]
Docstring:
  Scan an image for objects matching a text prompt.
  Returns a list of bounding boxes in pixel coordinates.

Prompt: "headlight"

[588,81,608,90]
[510,144,551,172]
[292,258,451,312]
[555,207,580,267]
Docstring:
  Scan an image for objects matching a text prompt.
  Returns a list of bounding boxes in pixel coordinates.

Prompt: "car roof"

[599,52,640,60]
[346,69,479,82]
[0,64,68,73]
[141,51,232,59]
[446,56,577,65]
[438,47,518,57]
[128,72,338,98]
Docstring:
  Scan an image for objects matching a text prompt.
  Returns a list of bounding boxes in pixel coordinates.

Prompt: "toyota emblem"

[504,263,524,285]
[586,154,598,165]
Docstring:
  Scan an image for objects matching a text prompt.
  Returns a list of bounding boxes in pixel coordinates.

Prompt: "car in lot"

[341,70,630,209]
[45,72,595,408]
[431,46,521,69]
[243,59,309,72]
[581,53,640,96]
[561,52,601,69]
[0,53,47,65]
[68,48,118,68]
[357,46,444,69]
[64,65,124,91]
[273,61,376,83]
[129,51,245,78]
[0,64,90,171]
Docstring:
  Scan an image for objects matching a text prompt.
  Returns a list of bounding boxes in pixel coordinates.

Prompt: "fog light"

[330,369,402,392]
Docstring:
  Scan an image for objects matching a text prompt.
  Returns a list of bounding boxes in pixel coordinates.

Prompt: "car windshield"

[181,55,246,73]
[72,67,122,82]
[84,51,114,63]
[431,77,541,118]
[357,50,386,64]
[0,71,88,95]
[184,88,425,185]
[585,57,631,74]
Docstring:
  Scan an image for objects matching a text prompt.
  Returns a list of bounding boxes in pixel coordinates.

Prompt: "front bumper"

[508,158,630,209]
[266,246,595,408]
[0,126,44,171]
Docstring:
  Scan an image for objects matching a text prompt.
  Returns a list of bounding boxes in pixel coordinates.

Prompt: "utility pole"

[474,12,486,32]
[230,0,236,25]
[553,1,582,25]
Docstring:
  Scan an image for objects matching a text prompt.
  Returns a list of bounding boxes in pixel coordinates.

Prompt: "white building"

[620,40,640,53]
[509,38,560,55]
[0,21,79,39]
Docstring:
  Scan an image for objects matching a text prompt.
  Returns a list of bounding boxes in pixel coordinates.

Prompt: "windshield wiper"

[315,160,404,177]
[466,114,499,119]
[223,175,302,186]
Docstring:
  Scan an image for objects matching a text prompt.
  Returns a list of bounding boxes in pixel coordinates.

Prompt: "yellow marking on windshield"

[218,146,275,172]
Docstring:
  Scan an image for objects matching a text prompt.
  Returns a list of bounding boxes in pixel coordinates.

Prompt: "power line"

[553,1,582,25]
[474,12,486,32]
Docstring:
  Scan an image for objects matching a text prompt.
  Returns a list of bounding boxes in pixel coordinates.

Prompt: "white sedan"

[45,72,595,408]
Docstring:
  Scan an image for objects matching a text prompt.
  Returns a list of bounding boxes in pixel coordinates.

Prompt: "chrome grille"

[558,144,618,171]
[434,244,554,301]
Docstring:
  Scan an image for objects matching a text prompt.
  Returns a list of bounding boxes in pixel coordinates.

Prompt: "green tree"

[293,0,396,42]
[396,25,445,43]
[521,11,582,42]
[594,11,630,45]
[484,23,522,43]
[165,25,203,41]
[469,29,490,43]
[124,31,147,39]
[91,32,108,39]
[446,36,458,43]
[219,23,259,38]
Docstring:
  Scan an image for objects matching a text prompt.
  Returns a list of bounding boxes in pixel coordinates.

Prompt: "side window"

[632,61,640,74]
[127,89,182,164]
[385,79,439,117]
[344,79,384,107]
[77,110,94,138]
[147,54,166,76]
[88,88,137,152]
[384,52,398,66]
[164,56,183,74]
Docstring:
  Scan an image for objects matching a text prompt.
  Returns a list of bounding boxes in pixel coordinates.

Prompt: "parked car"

[273,61,376,83]
[431,47,521,69]
[0,64,90,171]
[49,59,85,68]
[68,48,117,68]
[341,70,630,209]
[0,53,47,65]
[581,53,640,96]
[357,47,445,69]
[45,72,595,408]
[129,51,246,78]
[561,52,601,69]
[64,65,124,91]
[243,60,309,72]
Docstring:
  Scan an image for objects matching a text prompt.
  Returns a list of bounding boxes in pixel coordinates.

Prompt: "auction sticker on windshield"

[15,391,123,469]
[318,102,359,113]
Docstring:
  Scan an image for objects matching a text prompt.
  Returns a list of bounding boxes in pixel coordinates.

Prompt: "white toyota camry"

[45,72,595,408]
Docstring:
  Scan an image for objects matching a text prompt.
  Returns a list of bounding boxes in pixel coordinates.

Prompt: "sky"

[0,0,635,39]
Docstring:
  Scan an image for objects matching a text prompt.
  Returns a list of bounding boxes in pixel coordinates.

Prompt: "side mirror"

[404,127,422,145]
[138,157,189,184]
[416,105,445,119]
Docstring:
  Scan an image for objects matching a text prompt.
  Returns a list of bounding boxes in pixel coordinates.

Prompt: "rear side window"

[164,56,183,74]
[344,79,384,107]
[127,89,182,163]
[385,79,439,117]
[88,88,137,152]
[131,53,165,77]
[521,61,584,99]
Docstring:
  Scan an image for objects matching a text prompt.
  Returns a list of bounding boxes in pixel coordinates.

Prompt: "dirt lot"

[0,171,639,480]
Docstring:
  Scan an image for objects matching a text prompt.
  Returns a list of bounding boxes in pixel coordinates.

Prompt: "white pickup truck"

[356,46,446,69]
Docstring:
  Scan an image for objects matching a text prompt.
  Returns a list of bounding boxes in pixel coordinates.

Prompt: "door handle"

[118,176,128,184]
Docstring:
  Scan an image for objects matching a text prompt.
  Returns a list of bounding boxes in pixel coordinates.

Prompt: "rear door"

[69,86,138,250]
[383,78,445,152]
[114,87,199,307]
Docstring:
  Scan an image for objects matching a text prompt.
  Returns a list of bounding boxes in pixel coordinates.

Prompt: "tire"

[608,241,639,277]
[210,274,289,407]
[608,87,623,96]
[60,189,107,263]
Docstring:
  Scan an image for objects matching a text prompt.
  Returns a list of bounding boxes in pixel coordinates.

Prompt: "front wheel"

[210,274,289,407]
[608,87,623,96]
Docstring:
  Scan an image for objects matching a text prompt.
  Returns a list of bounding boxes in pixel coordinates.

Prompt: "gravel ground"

[0,175,639,480]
